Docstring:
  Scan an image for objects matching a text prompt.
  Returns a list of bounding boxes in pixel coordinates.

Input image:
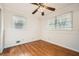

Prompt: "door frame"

[0,5,4,53]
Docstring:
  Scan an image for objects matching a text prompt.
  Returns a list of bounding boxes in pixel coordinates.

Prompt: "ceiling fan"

[31,3,56,16]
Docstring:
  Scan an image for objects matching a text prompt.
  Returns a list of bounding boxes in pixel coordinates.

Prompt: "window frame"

[48,11,73,31]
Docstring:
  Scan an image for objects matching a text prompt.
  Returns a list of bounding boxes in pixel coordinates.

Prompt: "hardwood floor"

[0,40,79,56]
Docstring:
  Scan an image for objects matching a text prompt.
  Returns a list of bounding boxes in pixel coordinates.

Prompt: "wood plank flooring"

[0,40,79,56]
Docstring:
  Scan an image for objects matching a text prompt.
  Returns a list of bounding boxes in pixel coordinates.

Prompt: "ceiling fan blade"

[40,4,55,11]
[32,6,40,14]
[45,6,55,11]
[31,3,39,6]
[32,9,38,14]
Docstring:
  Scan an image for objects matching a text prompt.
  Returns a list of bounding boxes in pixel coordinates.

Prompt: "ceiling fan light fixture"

[41,12,44,16]
[31,3,56,16]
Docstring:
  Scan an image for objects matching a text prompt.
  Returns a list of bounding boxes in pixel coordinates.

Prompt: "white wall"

[3,4,41,48]
[41,4,79,52]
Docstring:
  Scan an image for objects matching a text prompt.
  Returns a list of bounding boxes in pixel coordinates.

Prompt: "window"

[48,17,56,30]
[13,15,26,29]
[48,12,72,30]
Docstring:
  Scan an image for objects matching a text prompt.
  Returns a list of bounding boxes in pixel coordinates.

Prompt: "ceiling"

[4,3,72,10]
[3,3,73,16]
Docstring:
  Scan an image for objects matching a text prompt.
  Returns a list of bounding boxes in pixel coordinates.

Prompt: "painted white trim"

[0,4,4,53]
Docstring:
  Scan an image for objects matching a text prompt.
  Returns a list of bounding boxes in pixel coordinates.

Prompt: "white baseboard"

[42,39,79,52]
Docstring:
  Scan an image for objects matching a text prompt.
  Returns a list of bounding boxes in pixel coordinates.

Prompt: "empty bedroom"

[0,3,79,56]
